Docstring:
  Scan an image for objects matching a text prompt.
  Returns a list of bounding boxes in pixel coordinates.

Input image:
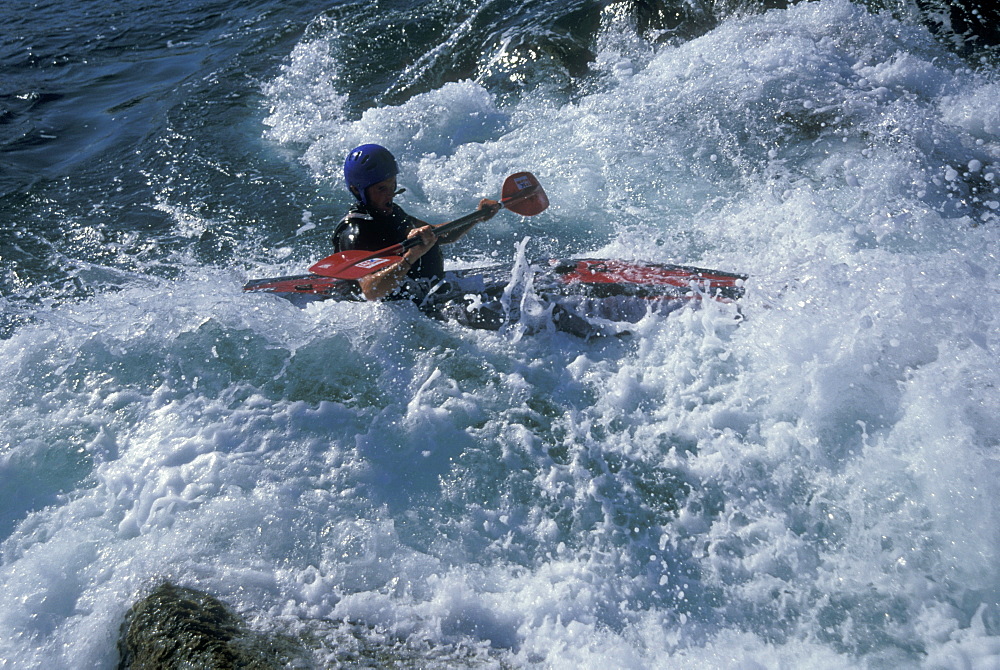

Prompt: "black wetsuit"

[332,202,444,287]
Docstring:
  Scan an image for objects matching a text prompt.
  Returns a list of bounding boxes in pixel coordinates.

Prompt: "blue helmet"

[344,144,399,206]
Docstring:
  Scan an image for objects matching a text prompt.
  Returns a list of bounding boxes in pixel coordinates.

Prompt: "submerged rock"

[118,583,508,669]
[605,0,999,55]
[117,583,306,669]
[915,0,1000,52]
[602,0,719,43]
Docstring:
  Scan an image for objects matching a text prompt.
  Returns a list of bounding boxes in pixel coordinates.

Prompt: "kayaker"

[332,143,500,300]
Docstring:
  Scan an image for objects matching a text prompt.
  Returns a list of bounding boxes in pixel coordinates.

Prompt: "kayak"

[243,258,747,337]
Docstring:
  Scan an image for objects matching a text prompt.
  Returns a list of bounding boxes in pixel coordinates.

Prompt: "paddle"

[308,172,548,280]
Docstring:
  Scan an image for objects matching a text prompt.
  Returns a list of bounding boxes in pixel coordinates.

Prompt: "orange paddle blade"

[501,172,548,216]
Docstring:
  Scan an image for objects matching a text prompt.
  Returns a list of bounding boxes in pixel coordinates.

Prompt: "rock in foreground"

[118,582,508,669]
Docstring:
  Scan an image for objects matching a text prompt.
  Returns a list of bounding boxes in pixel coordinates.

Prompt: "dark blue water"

[3,0,1000,667]
[2,0,332,326]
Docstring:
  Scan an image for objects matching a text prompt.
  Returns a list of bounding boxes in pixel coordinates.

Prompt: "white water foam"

[3,0,1000,667]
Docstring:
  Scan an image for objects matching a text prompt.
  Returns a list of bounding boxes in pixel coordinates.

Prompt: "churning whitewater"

[2,0,1000,667]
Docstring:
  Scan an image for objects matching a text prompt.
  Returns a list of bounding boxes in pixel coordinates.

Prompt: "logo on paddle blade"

[514,176,533,190]
[356,258,393,269]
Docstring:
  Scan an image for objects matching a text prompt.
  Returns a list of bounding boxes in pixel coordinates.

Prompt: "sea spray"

[2,0,1000,667]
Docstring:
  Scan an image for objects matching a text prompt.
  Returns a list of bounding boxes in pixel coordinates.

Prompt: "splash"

[3,0,1000,667]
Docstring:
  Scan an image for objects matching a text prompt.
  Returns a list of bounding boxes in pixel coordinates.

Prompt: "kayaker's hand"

[478,198,501,220]
[404,225,437,262]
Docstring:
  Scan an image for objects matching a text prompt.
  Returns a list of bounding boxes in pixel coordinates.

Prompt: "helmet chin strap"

[350,185,366,206]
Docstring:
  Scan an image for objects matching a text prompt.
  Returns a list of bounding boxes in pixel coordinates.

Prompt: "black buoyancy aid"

[332,203,444,281]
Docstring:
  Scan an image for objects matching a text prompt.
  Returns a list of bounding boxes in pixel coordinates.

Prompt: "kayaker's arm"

[436,199,500,244]
[307,173,546,282]
[357,225,437,300]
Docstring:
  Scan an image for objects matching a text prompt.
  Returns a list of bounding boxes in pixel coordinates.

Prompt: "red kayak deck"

[243,258,746,336]
[244,258,745,301]
[549,259,744,298]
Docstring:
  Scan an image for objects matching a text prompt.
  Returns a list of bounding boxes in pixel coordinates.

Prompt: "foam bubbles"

[5,0,1000,667]
[939,81,1000,140]
[262,37,348,145]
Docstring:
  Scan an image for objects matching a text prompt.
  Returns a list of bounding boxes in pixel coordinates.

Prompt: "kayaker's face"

[364,176,397,214]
